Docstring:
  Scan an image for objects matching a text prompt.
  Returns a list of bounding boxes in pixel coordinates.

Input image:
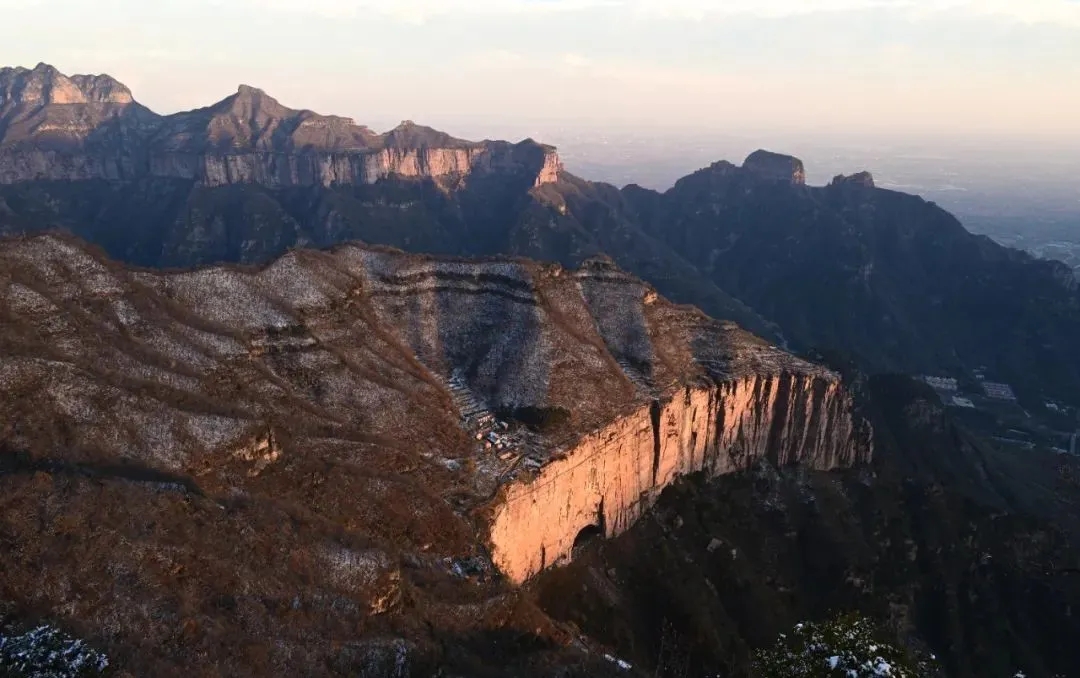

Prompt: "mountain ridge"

[0,64,562,188]
[4,62,1080,678]
[2,62,1078,408]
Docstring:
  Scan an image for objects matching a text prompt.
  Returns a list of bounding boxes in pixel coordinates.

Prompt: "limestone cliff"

[743,149,806,185]
[488,373,865,583]
[0,64,561,188]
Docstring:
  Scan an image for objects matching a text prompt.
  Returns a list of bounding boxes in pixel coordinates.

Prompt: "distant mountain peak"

[381,119,472,149]
[0,62,134,106]
[0,62,561,187]
[830,171,876,188]
[213,83,289,117]
[743,149,806,186]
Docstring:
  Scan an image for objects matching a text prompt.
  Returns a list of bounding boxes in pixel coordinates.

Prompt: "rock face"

[0,64,561,188]
[532,375,1080,678]
[488,373,864,583]
[742,150,806,185]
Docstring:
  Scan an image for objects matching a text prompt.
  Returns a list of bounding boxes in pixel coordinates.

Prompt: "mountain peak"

[223,83,285,110]
[743,149,806,186]
[201,83,292,129]
[381,119,471,149]
[236,83,267,98]
[0,63,134,106]
[31,62,59,75]
[830,171,875,188]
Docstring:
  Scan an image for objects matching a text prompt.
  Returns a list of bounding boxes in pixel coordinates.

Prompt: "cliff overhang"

[486,372,871,584]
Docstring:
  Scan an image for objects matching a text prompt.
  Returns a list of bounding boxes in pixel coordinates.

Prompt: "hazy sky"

[4,0,1080,138]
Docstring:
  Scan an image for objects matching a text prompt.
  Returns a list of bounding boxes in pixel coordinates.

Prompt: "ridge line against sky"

[3,0,1079,138]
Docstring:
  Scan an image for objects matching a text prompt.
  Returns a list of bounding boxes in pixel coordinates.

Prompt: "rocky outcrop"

[0,64,561,188]
[0,63,133,107]
[488,372,868,583]
[743,149,806,185]
[830,171,875,188]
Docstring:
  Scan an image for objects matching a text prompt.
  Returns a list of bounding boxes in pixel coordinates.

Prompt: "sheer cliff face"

[0,65,561,187]
[488,374,865,584]
[145,138,559,188]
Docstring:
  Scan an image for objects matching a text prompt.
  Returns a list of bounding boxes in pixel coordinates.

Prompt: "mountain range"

[2,64,1077,406]
[3,63,1080,678]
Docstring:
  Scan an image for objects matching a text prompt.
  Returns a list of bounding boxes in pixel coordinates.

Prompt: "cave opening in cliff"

[571,524,604,560]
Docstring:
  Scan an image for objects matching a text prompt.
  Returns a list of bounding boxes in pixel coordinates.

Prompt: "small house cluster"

[921,372,1020,407]
[923,376,958,391]
[951,396,976,409]
[981,381,1017,401]
[446,372,548,476]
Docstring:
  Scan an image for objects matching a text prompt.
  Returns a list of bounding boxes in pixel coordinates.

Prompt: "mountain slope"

[0,174,781,340]
[534,373,1080,678]
[620,159,1080,401]
[0,232,863,676]
[2,63,1078,405]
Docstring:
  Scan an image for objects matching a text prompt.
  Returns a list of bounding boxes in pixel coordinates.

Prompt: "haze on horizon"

[4,0,1080,143]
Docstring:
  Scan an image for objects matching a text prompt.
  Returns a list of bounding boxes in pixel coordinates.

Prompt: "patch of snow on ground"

[120,402,185,469]
[177,326,246,358]
[46,378,101,425]
[140,328,215,371]
[165,268,291,331]
[184,414,250,451]
[5,282,58,316]
[322,545,391,592]
[255,253,336,310]
[110,299,141,326]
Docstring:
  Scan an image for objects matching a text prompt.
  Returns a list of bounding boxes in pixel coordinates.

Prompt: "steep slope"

[0,63,158,181]
[0,173,780,340]
[621,155,1080,402]
[532,373,1080,678]
[0,233,867,676]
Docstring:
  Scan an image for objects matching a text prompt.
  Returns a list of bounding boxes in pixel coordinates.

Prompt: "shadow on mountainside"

[531,373,1080,678]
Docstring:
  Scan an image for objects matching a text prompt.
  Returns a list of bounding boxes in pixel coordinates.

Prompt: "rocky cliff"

[489,373,864,583]
[0,64,561,188]
[829,171,875,188]
[742,149,806,185]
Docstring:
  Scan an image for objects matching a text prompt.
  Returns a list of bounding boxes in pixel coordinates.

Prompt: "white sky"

[3,0,1079,139]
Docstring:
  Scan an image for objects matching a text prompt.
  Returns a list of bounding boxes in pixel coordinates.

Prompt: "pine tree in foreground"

[752,614,940,678]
